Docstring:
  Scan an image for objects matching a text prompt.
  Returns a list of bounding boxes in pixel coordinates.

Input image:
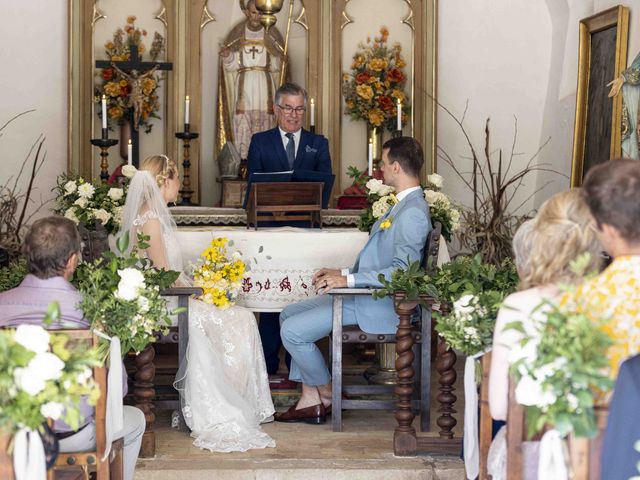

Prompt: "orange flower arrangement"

[342,27,410,131]
[94,16,165,133]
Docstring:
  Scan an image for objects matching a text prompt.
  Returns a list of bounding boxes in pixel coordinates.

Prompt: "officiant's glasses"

[277,104,306,115]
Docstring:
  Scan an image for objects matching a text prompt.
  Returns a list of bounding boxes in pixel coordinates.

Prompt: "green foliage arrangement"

[372,258,438,304]
[508,302,613,438]
[73,231,181,354]
[0,304,101,433]
[0,258,27,293]
[433,254,518,356]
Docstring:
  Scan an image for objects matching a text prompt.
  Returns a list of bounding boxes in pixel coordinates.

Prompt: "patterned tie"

[285,132,295,169]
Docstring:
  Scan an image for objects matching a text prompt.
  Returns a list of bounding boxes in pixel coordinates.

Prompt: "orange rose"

[355,72,371,84]
[102,68,113,81]
[387,68,404,83]
[378,95,394,112]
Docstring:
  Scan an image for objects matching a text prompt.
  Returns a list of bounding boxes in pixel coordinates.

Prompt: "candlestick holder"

[392,129,402,139]
[90,137,119,184]
[175,124,199,206]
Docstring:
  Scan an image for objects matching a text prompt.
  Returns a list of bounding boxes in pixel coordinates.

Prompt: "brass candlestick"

[175,124,199,206]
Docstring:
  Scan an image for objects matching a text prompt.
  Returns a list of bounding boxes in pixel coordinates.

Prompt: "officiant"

[247,81,333,379]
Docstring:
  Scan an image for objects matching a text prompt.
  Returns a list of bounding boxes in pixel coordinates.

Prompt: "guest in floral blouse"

[562,158,640,378]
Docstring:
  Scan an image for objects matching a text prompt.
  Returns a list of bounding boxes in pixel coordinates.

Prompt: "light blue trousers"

[280,295,358,386]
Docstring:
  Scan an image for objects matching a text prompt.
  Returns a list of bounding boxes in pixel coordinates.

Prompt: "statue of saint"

[608,51,640,159]
[216,0,288,168]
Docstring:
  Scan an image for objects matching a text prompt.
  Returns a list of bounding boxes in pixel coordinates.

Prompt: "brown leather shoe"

[274,403,326,424]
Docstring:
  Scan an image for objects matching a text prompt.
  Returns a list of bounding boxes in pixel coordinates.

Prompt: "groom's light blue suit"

[280,188,431,385]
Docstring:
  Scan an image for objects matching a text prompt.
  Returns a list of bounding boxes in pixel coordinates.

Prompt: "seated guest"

[489,189,602,421]
[276,136,430,423]
[247,81,332,380]
[563,158,640,379]
[600,354,640,480]
[0,216,145,480]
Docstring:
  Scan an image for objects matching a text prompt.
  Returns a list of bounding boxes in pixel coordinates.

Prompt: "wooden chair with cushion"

[328,222,442,432]
[505,378,608,480]
[48,329,124,480]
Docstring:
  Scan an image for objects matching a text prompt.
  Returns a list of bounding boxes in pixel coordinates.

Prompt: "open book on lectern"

[244,169,335,209]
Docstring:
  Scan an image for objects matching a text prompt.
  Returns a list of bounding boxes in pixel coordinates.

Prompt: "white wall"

[438,0,640,217]
[0,0,67,223]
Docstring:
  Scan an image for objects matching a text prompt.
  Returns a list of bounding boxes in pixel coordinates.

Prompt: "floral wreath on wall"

[342,26,410,131]
[95,16,165,134]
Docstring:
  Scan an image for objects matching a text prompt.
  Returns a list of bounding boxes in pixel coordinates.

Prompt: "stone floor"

[135,349,466,479]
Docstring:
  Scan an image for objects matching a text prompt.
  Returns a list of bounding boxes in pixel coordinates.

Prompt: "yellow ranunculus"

[352,55,365,68]
[368,58,388,72]
[391,90,405,102]
[119,80,128,88]
[380,217,393,230]
[104,82,121,97]
[105,41,114,50]
[396,58,406,69]
[356,84,374,100]
[108,106,123,119]
[368,108,385,127]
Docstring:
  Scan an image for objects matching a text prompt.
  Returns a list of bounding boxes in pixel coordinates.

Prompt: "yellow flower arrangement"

[342,26,410,131]
[193,238,246,310]
[94,16,165,134]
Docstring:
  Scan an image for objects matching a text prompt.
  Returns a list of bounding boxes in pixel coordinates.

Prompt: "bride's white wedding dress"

[123,173,275,453]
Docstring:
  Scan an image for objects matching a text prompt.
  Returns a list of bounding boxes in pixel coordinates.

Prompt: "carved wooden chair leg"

[331,295,344,432]
[420,305,432,432]
[134,344,156,458]
[436,335,457,439]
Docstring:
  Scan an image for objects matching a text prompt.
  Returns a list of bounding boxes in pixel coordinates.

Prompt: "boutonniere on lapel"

[380,216,394,231]
[305,145,318,153]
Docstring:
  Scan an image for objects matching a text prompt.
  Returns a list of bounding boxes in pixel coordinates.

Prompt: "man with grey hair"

[0,216,145,480]
[247,82,332,380]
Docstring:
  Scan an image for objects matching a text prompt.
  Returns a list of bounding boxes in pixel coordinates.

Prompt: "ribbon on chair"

[463,349,489,480]
[93,330,123,461]
[13,428,46,480]
[538,429,569,480]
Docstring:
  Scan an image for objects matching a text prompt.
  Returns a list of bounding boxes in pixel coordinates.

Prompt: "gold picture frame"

[571,5,629,187]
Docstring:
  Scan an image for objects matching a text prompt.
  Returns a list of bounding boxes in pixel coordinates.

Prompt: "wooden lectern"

[245,182,323,230]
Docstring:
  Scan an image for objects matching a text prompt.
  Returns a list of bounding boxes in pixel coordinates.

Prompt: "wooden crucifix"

[96,44,172,167]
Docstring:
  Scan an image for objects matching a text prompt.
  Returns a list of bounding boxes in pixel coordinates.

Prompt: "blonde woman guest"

[489,189,602,422]
[119,155,275,453]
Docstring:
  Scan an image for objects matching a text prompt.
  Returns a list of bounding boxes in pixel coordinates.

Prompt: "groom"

[275,136,431,423]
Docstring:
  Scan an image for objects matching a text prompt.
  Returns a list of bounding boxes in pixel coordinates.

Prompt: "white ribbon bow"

[93,330,123,461]
[13,427,46,480]
[538,429,569,480]
[463,349,489,480]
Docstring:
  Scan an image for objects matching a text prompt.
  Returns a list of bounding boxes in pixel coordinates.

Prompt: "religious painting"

[571,5,629,187]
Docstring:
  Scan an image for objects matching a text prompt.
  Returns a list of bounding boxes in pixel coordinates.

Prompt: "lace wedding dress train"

[121,172,275,453]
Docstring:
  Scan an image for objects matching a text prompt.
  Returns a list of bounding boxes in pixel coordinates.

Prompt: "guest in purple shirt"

[0,216,144,480]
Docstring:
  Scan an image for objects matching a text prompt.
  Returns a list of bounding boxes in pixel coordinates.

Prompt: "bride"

[119,154,275,452]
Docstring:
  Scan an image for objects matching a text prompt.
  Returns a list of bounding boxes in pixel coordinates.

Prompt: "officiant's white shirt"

[279,127,301,158]
[342,185,422,287]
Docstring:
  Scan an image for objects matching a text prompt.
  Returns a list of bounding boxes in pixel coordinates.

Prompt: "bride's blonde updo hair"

[520,189,602,290]
[140,155,178,188]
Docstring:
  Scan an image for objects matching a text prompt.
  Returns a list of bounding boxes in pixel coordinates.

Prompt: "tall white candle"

[368,138,373,176]
[101,95,107,130]
[185,95,190,125]
[310,98,315,127]
[127,139,133,166]
[397,98,402,132]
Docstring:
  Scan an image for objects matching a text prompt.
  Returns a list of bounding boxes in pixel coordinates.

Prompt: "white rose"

[76,368,92,385]
[427,173,444,188]
[450,209,461,223]
[113,206,124,224]
[28,352,65,381]
[14,367,45,395]
[64,180,77,195]
[14,324,50,354]
[515,374,556,407]
[424,190,451,207]
[365,178,385,195]
[122,165,137,178]
[108,188,124,201]
[453,294,477,316]
[93,208,112,225]
[74,196,88,209]
[64,207,80,224]
[40,401,64,420]
[137,295,150,313]
[115,268,146,301]
[77,182,95,199]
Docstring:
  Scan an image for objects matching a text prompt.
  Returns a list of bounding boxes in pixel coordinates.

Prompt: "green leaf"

[116,230,130,253]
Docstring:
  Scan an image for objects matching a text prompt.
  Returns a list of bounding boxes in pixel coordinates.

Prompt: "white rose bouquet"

[357,174,462,241]
[0,307,101,434]
[73,231,183,354]
[508,301,613,438]
[53,170,135,234]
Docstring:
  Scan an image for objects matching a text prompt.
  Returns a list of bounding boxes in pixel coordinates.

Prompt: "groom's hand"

[314,272,347,294]
[312,268,341,286]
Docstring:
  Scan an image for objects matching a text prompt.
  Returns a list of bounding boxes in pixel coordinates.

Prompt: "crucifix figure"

[96,44,172,166]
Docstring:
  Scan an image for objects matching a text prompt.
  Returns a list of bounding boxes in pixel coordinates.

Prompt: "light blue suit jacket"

[349,188,431,334]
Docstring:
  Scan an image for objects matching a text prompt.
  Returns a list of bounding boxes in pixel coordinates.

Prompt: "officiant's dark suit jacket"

[247,127,332,175]
[600,354,640,480]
